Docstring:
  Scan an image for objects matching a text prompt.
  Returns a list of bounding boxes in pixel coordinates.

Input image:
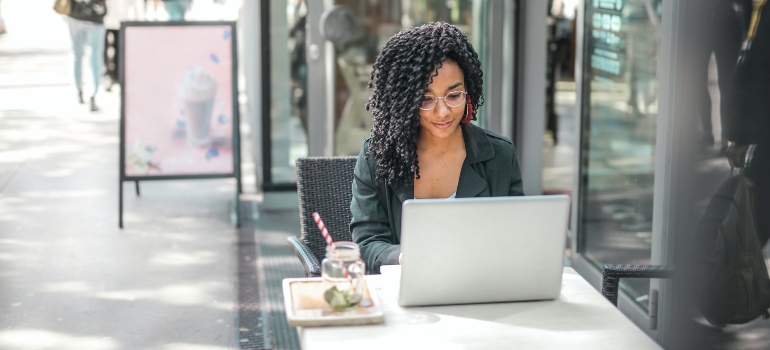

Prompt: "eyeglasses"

[419,91,467,110]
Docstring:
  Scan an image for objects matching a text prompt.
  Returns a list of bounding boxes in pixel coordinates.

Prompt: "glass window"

[578,0,663,309]
[331,0,489,156]
[266,0,310,184]
[543,0,579,197]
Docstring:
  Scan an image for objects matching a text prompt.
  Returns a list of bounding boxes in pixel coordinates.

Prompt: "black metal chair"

[601,264,675,306]
[287,156,358,277]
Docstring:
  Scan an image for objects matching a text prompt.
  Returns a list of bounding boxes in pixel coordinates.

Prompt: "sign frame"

[118,21,242,228]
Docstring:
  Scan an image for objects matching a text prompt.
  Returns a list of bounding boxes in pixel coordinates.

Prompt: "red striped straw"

[312,212,351,280]
[313,212,337,251]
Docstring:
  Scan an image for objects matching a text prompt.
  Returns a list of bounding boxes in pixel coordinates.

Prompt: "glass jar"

[321,241,366,310]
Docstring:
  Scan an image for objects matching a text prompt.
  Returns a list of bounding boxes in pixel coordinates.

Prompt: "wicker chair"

[288,156,358,277]
[601,264,675,306]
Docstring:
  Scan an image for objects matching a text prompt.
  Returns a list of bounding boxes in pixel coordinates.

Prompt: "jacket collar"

[393,124,495,202]
[461,123,495,164]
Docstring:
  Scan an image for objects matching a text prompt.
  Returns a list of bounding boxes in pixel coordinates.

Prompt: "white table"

[298,266,661,350]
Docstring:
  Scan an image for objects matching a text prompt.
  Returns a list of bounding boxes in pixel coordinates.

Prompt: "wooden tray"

[282,277,384,327]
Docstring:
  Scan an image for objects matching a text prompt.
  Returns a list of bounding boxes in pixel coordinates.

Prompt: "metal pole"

[306,0,328,156]
[235,181,241,227]
[119,181,124,229]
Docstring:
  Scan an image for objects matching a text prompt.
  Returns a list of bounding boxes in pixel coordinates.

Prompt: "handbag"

[693,154,770,325]
[53,0,71,15]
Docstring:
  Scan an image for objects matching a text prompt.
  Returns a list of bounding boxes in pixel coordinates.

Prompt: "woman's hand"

[727,142,751,168]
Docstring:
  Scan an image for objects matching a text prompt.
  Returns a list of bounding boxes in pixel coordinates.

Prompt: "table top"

[298,266,661,350]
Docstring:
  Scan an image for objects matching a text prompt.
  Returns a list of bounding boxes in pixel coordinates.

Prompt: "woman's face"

[418,60,466,141]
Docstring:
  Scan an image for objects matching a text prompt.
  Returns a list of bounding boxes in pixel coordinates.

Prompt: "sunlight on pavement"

[18,189,107,199]
[41,280,233,310]
[41,168,76,177]
[0,238,45,248]
[0,329,120,350]
[0,252,39,263]
[42,281,93,294]
[92,282,229,306]
[161,343,232,350]
[150,250,219,266]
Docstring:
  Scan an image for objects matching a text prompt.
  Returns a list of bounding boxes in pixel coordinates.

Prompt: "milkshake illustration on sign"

[180,67,218,147]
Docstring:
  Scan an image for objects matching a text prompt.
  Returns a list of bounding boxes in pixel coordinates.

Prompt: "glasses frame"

[419,90,467,110]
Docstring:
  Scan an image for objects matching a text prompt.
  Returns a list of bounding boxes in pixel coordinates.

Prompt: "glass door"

[260,0,310,190]
[573,0,664,311]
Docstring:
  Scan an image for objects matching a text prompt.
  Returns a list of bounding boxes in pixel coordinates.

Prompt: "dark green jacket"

[350,123,524,274]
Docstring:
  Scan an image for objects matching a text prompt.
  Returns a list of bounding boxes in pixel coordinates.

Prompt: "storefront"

[241,0,765,347]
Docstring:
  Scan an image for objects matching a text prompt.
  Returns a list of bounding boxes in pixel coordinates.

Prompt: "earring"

[462,95,473,124]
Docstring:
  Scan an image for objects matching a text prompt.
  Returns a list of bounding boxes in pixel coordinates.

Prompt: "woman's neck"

[417,125,465,155]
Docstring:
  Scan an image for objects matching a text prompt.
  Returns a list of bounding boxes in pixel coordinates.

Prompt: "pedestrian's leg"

[691,15,714,147]
[698,84,713,146]
[0,0,6,35]
[103,29,112,91]
[712,0,742,153]
[164,1,185,21]
[181,0,192,18]
[87,24,106,111]
[68,18,87,103]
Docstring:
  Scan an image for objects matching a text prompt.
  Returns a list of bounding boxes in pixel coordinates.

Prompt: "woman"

[66,0,108,112]
[351,22,524,274]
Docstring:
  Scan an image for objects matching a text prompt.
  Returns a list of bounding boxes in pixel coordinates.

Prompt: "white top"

[298,267,662,350]
[414,192,456,200]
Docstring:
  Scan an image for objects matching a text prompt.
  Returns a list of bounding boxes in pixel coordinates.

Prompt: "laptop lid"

[398,195,570,307]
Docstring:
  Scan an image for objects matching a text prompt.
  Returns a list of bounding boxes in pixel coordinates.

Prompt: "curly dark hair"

[365,22,484,187]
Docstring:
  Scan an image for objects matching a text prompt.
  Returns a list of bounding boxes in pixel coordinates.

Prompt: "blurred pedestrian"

[725,0,770,244]
[0,0,6,35]
[693,0,770,322]
[65,0,108,112]
[156,0,191,21]
[693,0,750,152]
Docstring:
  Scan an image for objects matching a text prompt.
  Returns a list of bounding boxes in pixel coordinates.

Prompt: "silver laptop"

[397,195,570,307]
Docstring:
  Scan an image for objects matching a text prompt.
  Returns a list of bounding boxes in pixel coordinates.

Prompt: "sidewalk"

[0,1,241,349]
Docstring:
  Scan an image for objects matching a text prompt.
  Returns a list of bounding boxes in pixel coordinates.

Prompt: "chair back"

[296,156,359,264]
